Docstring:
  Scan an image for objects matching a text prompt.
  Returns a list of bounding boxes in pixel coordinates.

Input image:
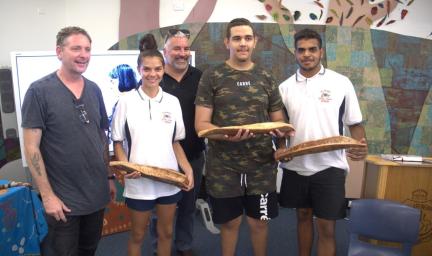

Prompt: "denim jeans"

[150,152,205,251]
[41,209,105,256]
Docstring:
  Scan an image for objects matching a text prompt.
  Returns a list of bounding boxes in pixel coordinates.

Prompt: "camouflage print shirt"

[195,63,284,197]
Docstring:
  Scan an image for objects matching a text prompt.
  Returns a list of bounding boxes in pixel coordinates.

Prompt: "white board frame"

[11,50,195,167]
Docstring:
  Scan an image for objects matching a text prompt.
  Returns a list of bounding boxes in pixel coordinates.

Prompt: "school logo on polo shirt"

[161,112,173,123]
[319,89,332,103]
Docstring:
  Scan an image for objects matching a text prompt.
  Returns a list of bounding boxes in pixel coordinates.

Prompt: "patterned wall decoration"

[258,0,430,155]
[111,22,432,156]
[371,30,432,155]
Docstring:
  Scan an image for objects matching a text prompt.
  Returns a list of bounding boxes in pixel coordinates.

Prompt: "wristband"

[107,174,116,180]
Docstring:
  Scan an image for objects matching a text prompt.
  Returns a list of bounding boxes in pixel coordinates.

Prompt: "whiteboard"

[11,50,196,167]
[11,50,140,167]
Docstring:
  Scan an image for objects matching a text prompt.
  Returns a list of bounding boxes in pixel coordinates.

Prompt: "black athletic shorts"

[125,191,182,212]
[279,167,347,220]
[209,191,279,224]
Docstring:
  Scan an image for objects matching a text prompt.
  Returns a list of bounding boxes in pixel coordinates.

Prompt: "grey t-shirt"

[21,72,110,215]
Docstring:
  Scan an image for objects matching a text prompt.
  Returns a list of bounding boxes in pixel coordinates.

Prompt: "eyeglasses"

[74,102,90,124]
[164,28,190,43]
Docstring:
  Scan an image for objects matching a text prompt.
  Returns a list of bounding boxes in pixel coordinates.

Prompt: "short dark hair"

[294,29,322,49]
[226,18,256,39]
[56,26,92,47]
[137,33,164,67]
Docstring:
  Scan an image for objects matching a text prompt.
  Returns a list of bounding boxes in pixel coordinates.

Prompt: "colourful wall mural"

[1,0,430,169]
[112,22,431,157]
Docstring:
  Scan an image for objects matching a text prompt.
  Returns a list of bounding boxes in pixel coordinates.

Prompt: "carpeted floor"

[96,207,349,256]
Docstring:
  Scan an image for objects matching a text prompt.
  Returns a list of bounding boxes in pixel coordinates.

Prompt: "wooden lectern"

[362,155,432,256]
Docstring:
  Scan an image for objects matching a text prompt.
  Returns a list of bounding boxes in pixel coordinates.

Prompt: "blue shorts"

[125,191,182,212]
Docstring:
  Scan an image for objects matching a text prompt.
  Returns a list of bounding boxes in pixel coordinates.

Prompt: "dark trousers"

[175,152,205,250]
[41,209,105,256]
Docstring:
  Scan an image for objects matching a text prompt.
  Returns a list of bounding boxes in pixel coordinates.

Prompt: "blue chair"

[348,199,420,256]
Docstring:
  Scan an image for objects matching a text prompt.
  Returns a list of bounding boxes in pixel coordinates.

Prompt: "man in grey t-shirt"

[21,26,116,256]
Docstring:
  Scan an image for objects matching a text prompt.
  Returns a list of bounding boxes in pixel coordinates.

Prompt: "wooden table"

[362,155,432,256]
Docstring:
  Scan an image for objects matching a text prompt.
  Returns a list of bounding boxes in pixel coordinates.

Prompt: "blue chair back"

[348,199,420,256]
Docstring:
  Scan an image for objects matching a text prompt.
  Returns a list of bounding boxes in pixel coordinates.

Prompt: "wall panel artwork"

[112,22,431,156]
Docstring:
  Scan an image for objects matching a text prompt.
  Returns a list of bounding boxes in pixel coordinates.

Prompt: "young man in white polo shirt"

[278,29,368,256]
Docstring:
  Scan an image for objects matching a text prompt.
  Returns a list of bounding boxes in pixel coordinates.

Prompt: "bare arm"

[113,141,128,161]
[113,141,140,179]
[173,142,194,191]
[347,123,368,161]
[194,105,253,141]
[23,128,70,221]
[100,129,111,172]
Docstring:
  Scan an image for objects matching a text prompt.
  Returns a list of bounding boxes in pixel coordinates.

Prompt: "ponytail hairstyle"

[137,34,164,68]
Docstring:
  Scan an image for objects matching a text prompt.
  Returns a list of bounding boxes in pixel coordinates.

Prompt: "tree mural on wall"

[116,0,431,156]
[259,0,430,155]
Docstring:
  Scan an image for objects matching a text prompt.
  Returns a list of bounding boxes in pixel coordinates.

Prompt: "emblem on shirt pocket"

[319,89,332,103]
[161,112,173,123]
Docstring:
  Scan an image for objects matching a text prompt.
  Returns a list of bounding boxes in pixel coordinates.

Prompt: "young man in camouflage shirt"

[195,18,289,256]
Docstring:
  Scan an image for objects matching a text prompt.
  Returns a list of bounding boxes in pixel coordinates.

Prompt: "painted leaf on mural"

[265,4,272,11]
[346,6,353,19]
[371,6,378,16]
[326,17,334,23]
[256,15,267,20]
[314,1,324,8]
[352,15,365,27]
[310,13,318,20]
[294,11,301,21]
[401,9,408,19]
[377,15,387,27]
[385,19,396,25]
[330,9,339,18]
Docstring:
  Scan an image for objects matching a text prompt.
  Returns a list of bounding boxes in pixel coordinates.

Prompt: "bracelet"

[107,174,116,180]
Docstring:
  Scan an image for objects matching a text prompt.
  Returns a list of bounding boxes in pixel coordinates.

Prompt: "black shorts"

[125,191,182,212]
[279,167,346,220]
[209,191,279,224]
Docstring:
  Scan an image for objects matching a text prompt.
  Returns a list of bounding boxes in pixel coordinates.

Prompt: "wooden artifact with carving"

[275,136,366,160]
[109,161,189,189]
[198,122,294,138]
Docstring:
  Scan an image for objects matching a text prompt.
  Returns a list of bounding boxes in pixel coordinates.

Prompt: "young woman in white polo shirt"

[111,33,194,256]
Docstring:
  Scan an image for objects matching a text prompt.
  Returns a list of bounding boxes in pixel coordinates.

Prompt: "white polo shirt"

[279,65,362,176]
[111,86,185,199]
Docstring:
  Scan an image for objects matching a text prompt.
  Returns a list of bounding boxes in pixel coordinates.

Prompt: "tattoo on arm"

[30,153,42,176]
[100,129,110,167]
